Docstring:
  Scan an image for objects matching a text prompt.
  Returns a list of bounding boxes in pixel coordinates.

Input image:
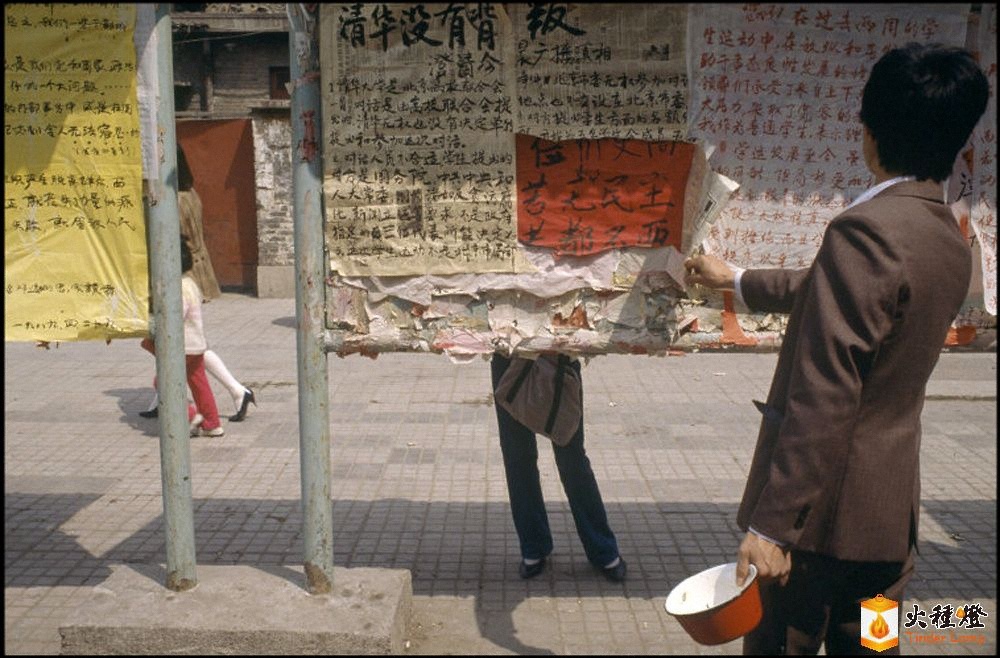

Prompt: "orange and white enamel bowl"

[665,562,763,645]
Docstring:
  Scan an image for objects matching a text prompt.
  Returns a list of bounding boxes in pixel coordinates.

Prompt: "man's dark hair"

[180,237,193,273]
[860,42,988,182]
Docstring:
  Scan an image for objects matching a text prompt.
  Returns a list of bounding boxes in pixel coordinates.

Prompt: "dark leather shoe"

[228,388,256,422]
[519,557,546,579]
[601,557,627,583]
[139,408,158,418]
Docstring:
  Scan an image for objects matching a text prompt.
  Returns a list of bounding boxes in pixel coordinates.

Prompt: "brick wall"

[252,111,293,267]
[212,34,287,116]
[172,32,288,116]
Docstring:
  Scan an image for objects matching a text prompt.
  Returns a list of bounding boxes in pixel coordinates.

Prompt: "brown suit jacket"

[737,180,971,563]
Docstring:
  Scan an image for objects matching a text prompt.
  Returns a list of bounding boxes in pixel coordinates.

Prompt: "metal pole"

[288,2,334,594]
[145,2,197,591]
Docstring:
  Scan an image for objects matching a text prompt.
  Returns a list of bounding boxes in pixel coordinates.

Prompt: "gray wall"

[252,111,295,297]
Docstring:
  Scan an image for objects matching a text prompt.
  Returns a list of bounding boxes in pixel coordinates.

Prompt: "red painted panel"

[177,119,259,291]
[516,135,694,256]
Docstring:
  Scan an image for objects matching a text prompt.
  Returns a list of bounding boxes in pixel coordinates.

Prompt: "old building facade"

[172,3,295,297]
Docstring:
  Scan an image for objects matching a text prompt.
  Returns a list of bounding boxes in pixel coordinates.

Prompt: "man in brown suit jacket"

[684,43,988,655]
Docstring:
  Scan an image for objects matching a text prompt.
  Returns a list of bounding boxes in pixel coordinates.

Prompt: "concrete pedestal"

[59,564,412,655]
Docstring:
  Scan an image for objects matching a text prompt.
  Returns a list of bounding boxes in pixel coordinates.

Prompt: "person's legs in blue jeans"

[550,358,619,567]
[492,354,553,561]
[491,355,620,568]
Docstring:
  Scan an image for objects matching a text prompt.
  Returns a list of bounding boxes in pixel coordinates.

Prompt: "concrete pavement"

[4,292,996,654]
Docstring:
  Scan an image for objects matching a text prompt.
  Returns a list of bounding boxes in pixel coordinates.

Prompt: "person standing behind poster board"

[684,43,988,654]
[490,353,627,582]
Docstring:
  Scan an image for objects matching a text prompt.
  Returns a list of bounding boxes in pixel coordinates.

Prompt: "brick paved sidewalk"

[5,293,996,654]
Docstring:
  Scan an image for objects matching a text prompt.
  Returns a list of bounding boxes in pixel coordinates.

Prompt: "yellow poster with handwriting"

[4,4,148,342]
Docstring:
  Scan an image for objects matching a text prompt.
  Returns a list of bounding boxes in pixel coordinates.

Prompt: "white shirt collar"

[845,175,917,210]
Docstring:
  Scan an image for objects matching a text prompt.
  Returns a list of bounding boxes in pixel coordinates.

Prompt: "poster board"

[316,4,994,357]
[5,3,148,342]
[684,3,988,341]
[957,2,997,323]
[320,3,738,357]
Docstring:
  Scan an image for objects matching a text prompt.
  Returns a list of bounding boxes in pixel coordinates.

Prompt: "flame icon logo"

[869,611,890,640]
[860,595,898,651]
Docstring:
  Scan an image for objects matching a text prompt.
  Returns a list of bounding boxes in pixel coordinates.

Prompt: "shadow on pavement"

[105,387,161,438]
[5,493,113,588]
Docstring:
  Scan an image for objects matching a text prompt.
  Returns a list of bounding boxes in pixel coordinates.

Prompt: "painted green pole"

[145,2,197,591]
[288,2,334,594]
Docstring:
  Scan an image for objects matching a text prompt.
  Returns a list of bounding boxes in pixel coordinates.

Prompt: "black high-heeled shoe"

[228,388,256,422]
[139,407,159,419]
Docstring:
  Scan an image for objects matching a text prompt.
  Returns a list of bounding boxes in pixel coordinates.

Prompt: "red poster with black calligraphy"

[516,134,694,256]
